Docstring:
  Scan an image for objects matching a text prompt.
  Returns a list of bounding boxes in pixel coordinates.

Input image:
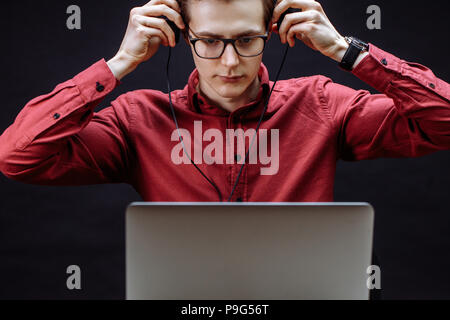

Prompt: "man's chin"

[214,84,247,98]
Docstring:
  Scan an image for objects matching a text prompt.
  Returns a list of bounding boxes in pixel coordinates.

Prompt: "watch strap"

[339,37,368,71]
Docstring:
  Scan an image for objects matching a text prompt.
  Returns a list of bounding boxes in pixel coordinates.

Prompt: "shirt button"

[381,58,388,66]
[429,83,436,89]
[236,197,243,202]
[53,113,60,120]
[96,82,105,92]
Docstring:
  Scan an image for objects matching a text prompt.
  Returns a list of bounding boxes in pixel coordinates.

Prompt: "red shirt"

[0,44,449,201]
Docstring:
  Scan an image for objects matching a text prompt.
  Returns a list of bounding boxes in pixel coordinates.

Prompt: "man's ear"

[182,30,190,45]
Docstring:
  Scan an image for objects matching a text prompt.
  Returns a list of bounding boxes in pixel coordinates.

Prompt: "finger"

[134,15,173,46]
[286,20,310,47]
[271,23,279,34]
[133,6,181,46]
[136,23,171,47]
[137,3,185,30]
[272,0,321,23]
[287,23,317,49]
[138,15,175,46]
[287,27,296,47]
[287,25,299,47]
[146,0,182,14]
[278,10,317,43]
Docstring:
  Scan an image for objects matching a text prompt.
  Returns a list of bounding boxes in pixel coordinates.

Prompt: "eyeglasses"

[188,29,268,59]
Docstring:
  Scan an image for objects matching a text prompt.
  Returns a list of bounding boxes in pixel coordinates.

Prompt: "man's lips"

[219,75,243,82]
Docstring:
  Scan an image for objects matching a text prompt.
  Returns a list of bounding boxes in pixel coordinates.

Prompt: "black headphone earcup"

[277,8,302,31]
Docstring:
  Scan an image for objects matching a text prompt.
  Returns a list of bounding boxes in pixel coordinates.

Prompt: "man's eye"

[205,39,219,45]
[239,38,253,44]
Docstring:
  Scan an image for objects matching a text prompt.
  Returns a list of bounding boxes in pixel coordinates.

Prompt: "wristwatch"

[339,36,369,71]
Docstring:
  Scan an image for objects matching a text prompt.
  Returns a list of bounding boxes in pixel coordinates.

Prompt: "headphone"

[162,3,301,202]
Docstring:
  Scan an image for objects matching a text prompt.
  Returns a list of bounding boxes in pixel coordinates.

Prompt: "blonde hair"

[177,0,275,33]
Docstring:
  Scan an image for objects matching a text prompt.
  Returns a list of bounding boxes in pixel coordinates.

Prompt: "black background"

[0,0,449,299]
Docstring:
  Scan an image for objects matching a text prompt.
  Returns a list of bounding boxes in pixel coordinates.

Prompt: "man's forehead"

[187,0,266,36]
[191,28,266,38]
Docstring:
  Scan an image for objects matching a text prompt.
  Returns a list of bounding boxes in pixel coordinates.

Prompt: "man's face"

[186,0,267,100]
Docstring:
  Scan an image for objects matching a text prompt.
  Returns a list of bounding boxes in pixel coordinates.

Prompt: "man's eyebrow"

[193,29,265,38]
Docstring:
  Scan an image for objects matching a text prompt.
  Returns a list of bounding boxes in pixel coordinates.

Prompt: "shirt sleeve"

[323,43,450,161]
[0,59,135,186]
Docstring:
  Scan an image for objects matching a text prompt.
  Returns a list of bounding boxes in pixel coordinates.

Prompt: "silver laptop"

[126,202,374,300]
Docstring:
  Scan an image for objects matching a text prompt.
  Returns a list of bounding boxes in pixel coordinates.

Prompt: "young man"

[0,0,449,202]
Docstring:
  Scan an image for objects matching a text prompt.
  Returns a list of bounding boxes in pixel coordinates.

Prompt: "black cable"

[166,45,290,202]
[228,45,290,201]
[166,47,223,202]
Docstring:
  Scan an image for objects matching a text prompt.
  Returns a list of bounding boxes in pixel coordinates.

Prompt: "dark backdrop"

[0,0,449,299]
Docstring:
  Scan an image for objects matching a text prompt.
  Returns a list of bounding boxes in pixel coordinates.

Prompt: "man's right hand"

[107,0,186,80]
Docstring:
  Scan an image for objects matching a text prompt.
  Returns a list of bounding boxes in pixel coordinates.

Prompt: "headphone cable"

[228,45,289,201]
[166,47,224,202]
[166,45,290,202]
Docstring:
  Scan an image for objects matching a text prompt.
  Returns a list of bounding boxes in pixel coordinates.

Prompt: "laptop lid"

[126,202,374,300]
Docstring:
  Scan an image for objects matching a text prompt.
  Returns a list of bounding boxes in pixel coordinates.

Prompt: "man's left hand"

[272,0,348,62]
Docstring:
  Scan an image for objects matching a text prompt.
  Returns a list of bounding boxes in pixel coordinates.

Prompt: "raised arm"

[325,44,450,161]
[0,0,186,185]
[0,60,136,185]
[271,0,450,160]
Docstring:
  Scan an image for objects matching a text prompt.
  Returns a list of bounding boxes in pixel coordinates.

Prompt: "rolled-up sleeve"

[322,43,450,161]
[0,59,135,185]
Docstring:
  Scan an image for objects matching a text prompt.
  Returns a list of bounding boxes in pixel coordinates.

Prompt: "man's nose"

[221,43,239,67]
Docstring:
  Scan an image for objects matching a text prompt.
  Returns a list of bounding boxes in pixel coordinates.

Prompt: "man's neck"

[196,76,261,113]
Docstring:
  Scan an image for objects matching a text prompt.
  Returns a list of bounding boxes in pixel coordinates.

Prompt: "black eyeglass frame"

[188,31,269,59]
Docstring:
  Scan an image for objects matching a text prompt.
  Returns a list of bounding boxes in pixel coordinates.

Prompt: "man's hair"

[177,0,275,33]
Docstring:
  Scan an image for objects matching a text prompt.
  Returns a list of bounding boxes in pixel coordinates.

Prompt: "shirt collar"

[185,62,271,117]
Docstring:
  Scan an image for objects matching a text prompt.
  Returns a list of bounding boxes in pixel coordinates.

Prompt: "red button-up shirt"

[0,44,449,201]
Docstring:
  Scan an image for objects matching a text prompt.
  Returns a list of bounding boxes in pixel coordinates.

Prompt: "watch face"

[350,37,368,51]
